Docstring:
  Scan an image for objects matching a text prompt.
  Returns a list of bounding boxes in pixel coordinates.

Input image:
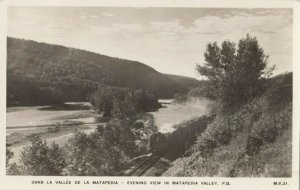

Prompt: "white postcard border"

[0,1,299,190]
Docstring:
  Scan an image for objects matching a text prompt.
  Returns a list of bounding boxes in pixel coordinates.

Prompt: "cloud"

[7,7,293,78]
[111,23,145,32]
[102,12,115,17]
[144,10,292,77]
[79,15,86,20]
[192,14,292,35]
[90,15,99,19]
[150,20,184,34]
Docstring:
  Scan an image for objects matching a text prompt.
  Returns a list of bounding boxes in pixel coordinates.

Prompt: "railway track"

[127,153,161,176]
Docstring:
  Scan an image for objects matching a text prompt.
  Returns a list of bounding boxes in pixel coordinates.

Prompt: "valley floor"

[7,99,212,164]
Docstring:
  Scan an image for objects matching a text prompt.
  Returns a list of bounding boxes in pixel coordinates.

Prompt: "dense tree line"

[7,74,62,106]
[7,73,99,106]
[89,86,161,118]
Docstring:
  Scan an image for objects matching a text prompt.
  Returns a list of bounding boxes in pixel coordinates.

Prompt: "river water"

[7,102,101,163]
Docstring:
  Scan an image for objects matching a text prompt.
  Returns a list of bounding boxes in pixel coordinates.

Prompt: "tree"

[6,149,21,175]
[19,135,66,175]
[63,122,135,176]
[197,34,269,108]
[90,86,160,118]
[102,118,137,157]
[63,132,110,176]
[6,149,13,166]
[48,142,67,174]
[111,91,139,118]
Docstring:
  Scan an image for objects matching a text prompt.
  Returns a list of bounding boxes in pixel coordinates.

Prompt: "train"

[149,115,214,159]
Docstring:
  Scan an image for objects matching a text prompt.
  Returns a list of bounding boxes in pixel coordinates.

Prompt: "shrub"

[6,149,13,166]
[173,93,188,103]
[19,135,66,175]
[64,118,137,176]
[63,132,117,176]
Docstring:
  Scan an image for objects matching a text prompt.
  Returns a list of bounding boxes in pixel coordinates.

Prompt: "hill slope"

[165,74,201,89]
[7,37,199,106]
[163,73,292,177]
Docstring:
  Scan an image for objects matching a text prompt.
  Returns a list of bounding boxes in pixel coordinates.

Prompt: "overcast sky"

[8,7,292,79]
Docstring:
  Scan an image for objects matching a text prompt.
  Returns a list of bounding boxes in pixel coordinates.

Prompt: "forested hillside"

[166,74,201,89]
[7,37,198,106]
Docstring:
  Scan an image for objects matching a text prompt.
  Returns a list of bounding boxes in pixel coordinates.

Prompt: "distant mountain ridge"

[7,37,200,106]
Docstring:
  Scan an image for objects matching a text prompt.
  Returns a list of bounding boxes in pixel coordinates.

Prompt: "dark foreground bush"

[6,135,66,176]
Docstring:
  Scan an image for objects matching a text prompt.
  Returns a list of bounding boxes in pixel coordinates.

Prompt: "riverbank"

[6,102,102,163]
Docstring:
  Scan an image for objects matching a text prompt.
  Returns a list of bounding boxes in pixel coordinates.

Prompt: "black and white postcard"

[0,0,299,190]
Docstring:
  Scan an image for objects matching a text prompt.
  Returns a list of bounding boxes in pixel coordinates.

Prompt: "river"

[6,98,211,163]
[7,102,102,163]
